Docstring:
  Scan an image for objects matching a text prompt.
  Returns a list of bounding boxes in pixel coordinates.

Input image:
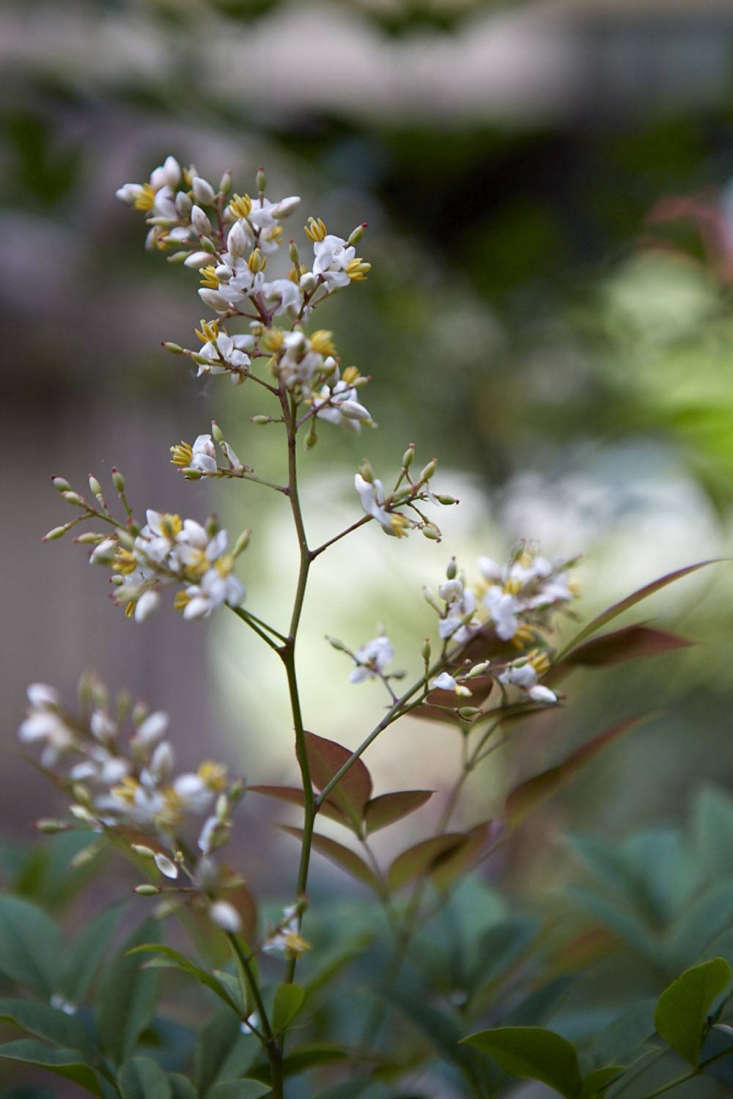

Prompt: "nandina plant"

[5,156,733,1099]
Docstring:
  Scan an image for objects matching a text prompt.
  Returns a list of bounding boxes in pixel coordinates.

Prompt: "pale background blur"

[4,0,733,891]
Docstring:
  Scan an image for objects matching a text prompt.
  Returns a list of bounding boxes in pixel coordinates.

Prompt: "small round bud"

[210,900,242,933]
[466,660,491,678]
[192,176,215,205]
[191,205,212,236]
[183,468,203,481]
[219,170,232,195]
[446,557,457,580]
[112,469,126,493]
[52,476,71,492]
[251,415,272,425]
[43,525,70,542]
[422,523,441,541]
[233,529,251,557]
[348,222,367,245]
[402,444,415,469]
[163,342,184,354]
[211,420,224,444]
[134,884,161,896]
[434,494,458,506]
[62,491,84,507]
[420,459,438,481]
[358,458,375,483]
[88,475,102,497]
[421,638,432,662]
[175,191,192,218]
[256,167,266,193]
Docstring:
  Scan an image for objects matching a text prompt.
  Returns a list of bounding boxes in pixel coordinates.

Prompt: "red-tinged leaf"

[559,560,716,655]
[280,826,380,893]
[505,715,651,828]
[562,624,693,668]
[387,834,469,892]
[364,790,434,835]
[429,822,495,892]
[248,785,349,827]
[304,732,373,825]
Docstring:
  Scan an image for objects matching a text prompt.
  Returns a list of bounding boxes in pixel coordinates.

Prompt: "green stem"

[636,1041,733,1099]
[230,605,283,653]
[310,514,372,559]
[226,932,284,1097]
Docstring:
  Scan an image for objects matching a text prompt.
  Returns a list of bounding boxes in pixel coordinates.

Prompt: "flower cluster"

[45,472,248,623]
[354,449,457,540]
[117,157,376,435]
[18,677,240,864]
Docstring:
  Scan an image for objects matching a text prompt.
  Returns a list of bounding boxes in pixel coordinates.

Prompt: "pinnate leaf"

[129,944,240,1014]
[654,956,731,1067]
[248,785,348,827]
[281,826,380,892]
[95,918,159,1065]
[364,790,433,834]
[387,834,468,892]
[561,624,692,668]
[0,895,64,996]
[506,715,650,828]
[0,997,88,1051]
[304,732,373,825]
[462,1026,583,1097]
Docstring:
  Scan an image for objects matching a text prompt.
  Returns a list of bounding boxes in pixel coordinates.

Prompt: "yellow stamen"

[174,590,190,613]
[342,365,360,385]
[124,600,135,618]
[346,258,371,281]
[195,319,220,344]
[199,265,220,290]
[170,441,193,468]
[160,514,183,538]
[248,249,265,273]
[215,554,234,579]
[198,760,228,792]
[116,549,138,575]
[304,216,327,243]
[133,183,156,212]
[227,193,252,219]
[310,330,335,356]
[389,514,410,538]
[283,932,311,957]
[261,328,284,353]
[504,578,522,595]
[528,649,551,675]
[111,776,139,804]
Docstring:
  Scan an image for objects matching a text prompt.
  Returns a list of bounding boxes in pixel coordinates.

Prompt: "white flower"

[313,234,355,291]
[528,684,558,704]
[354,474,391,532]
[210,900,242,934]
[350,634,394,683]
[438,580,479,644]
[191,176,215,205]
[190,434,217,474]
[26,683,60,709]
[18,710,74,765]
[173,773,214,813]
[132,710,169,748]
[154,853,178,879]
[484,586,520,641]
[314,381,373,431]
[259,278,301,317]
[499,663,538,689]
[183,566,245,619]
[431,671,472,697]
[197,333,253,377]
[134,590,160,622]
[150,156,181,191]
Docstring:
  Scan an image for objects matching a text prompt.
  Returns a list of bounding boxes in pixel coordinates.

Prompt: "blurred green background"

[5,0,733,888]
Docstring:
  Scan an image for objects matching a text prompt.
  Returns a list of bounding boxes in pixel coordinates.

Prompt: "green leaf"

[304,732,373,827]
[0,1039,101,1095]
[561,624,692,668]
[592,999,656,1066]
[60,904,122,1003]
[558,560,715,654]
[654,956,732,1067]
[581,1065,625,1097]
[117,1056,172,1099]
[281,827,380,893]
[129,944,240,1014]
[0,997,88,1051]
[694,786,733,878]
[387,834,468,892]
[168,1074,198,1099]
[303,935,373,997]
[95,918,159,1066]
[506,716,650,828]
[272,983,306,1033]
[462,1026,583,1098]
[364,791,433,834]
[248,785,348,827]
[207,1083,271,1099]
[194,1005,256,1095]
[0,896,64,997]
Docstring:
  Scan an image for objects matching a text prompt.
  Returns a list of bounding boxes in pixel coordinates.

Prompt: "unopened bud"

[402,444,415,469]
[420,459,438,481]
[219,170,232,195]
[421,638,432,662]
[52,476,71,492]
[112,469,126,493]
[229,778,245,804]
[233,529,251,557]
[256,167,266,194]
[175,191,192,218]
[251,415,272,425]
[192,176,215,205]
[36,819,68,834]
[164,342,184,356]
[72,784,91,806]
[166,252,190,264]
[446,557,457,579]
[289,240,300,265]
[423,587,442,613]
[358,458,375,483]
[191,205,212,235]
[88,475,103,498]
[326,635,350,653]
[62,491,84,507]
[457,707,481,720]
[348,222,367,245]
[43,525,70,542]
[134,884,161,896]
[466,660,490,678]
[211,420,224,444]
[131,844,156,859]
[422,523,441,541]
[210,900,242,933]
[183,468,203,481]
[215,794,228,821]
[434,494,458,506]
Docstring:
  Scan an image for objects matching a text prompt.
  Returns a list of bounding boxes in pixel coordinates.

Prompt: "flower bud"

[233,529,251,557]
[192,176,216,205]
[422,587,442,613]
[457,707,481,720]
[421,638,432,662]
[299,271,317,294]
[401,444,415,469]
[358,458,374,483]
[348,222,367,245]
[62,491,84,507]
[306,420,318,449]
[219,170,232,195]
[227,220,250,258]
[434,494,458,505]
[88,474,103,497]
[272,195,300,218]
[446,557,457,579]
[466,660,490,678]
[36,819,68,834]
[163,342,184,354]
[191,205,212,236]
[43,525,70,542]
[134,884,161,896]
[175,191,192,218]
[211,420,224,444]
[422,522,441,541]
[52,476,71,492]
[112,469,126,493]
[184,251,214,268]
[419,458,438,481]
[256,167,266,194]
[326,635,350,653]
[210,900,242,934]
[131,844,156,858]
[251,415,272,425]
[166,251,190,263]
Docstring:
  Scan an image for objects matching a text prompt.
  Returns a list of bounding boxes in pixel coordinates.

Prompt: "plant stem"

[310,514,372,559]
[226,932,284,1097]
[230,605,283,653]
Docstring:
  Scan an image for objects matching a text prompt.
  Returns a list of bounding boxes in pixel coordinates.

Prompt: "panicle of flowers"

[17,675,241,858]
[354,447,458,541]
[478,546,576,642]
[118,157,376,440]
[44,470,248,622]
